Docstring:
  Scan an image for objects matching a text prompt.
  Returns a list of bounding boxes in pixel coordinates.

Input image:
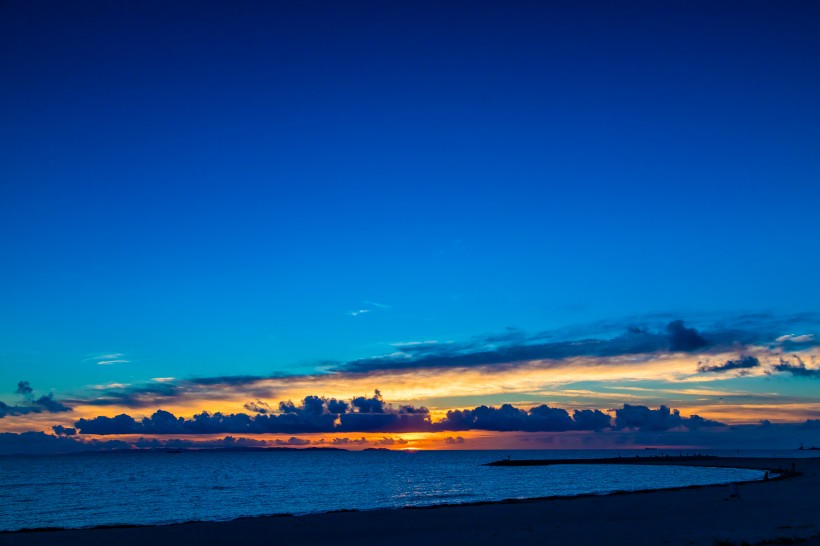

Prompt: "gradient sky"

[2,1,819,451]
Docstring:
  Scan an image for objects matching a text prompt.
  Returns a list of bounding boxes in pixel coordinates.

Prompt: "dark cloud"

[339,320,743,374]
[243,400,271,414]
[74,382,181,408]
[572,409,613,430]
[444,436,465,444]
[666,320,709,351]
[613,404,722,431]
[274,437,311,446]
[75,413,141,434]
[187,375,269,386]
[350,390,386,413]
[327,398,348,414]
[0,382,72,418]
[52,425,77,436]
[332,437,368,445]
[33,393,72,413]
[771,356,820,378]
[336,391,432,432]
[73,392,728,435]
[338,410,430,433]
[74,391,428,435]
[434,404,608,432]
[375,437,408,446]
[698,355,761,374]
[15,381,34,400]
[72,375,281,409]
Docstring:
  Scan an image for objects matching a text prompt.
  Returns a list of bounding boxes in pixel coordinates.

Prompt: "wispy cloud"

[97,359,129,366]
[771,356,820,378]
[84,353,130,366]
[776,334,815,343]
[348,301,391,317]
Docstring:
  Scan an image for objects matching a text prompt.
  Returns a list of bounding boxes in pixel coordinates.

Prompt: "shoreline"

[3,456,819,545]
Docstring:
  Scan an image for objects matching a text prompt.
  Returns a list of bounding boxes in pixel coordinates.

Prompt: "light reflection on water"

[0,449,771,531]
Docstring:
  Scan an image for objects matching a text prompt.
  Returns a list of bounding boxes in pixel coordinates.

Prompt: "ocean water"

[0,449,776,531]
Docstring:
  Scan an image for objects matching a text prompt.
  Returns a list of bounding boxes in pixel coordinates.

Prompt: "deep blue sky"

[2,1,819,393]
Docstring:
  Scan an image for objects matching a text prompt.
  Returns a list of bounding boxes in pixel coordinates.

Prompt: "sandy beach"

[3,456,819,546]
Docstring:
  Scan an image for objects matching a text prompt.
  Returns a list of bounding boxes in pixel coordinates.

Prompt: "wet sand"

[3,457,819,546]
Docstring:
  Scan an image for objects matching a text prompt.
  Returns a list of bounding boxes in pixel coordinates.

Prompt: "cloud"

[339,320,739,374]
[74,381,181,408]
[274,436,311,446]
[244,400,271,414]
[776,334,815,343]
[434,404,610,432]
[771,356,820,378]
[71,388,728,437]
[15,381,33,401]
[698,355,761,374]
[613,404,722,431]
[187,375,270,387]
[70,374,281,409]
[349,301,390,317]
[572,408,614,430]
[33,394,72,413]
[75,413,141,434]
[51,425,77,436]
[332,437,368,445]
[444,436,465,444]
[74,391,429,435]
[375,437,408,446]
[85,353,130,365]
[350,389,386,413]
[772,332,820,353]
[0,382,72,418]
[666,320,709,351]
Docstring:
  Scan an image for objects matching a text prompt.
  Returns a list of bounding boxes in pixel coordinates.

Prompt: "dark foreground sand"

[3,457,819,546]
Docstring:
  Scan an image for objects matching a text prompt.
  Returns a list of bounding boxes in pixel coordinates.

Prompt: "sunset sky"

[2,1,819,453]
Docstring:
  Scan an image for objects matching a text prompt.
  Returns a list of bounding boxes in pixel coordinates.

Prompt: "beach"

[3,456,819,546]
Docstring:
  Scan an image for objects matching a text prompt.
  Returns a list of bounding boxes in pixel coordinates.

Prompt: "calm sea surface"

[0,449,794,531]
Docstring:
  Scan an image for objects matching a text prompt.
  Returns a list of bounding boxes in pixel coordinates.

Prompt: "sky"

[1,1,820,453]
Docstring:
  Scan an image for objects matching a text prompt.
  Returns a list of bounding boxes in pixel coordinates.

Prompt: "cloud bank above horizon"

[1,314,819,454]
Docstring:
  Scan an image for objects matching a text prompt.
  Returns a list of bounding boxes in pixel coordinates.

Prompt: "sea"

[0,449,809,532]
